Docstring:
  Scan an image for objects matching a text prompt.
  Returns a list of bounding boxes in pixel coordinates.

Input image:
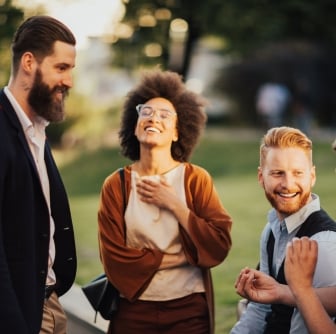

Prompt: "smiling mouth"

[145,126,160,133]
[278,192,298,198]
[53,88,63,99]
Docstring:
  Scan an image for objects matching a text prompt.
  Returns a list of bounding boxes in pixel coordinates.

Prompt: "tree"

[111,0,336,126]
[112,0,336,73]
[112,0,226,77]
[0,0,24,85]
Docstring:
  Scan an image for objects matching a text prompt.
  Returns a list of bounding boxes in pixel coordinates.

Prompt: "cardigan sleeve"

[180,163,233,268]
[98,167,164,302]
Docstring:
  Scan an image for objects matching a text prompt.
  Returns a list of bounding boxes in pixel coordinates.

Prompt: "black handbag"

[82,273,119,321]
[81,168,126,322]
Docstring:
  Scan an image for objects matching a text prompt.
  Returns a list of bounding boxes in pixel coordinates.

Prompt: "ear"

[310,165,316,188]
[257,166,264,187]
[21,52,36,73]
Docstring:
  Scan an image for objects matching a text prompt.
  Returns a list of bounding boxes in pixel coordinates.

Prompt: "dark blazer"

[0,89,77,334]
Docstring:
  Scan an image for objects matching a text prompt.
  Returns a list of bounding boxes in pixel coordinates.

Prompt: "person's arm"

[235,265,336,311]
[235,267,292,304]
[230,295,270,334]
[235,223,295,306]
[159,249,188,270]
[98,171,164,302]
[285,237,336,334]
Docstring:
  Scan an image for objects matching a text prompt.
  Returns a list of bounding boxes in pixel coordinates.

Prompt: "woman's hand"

[136,176,177,211]
[136,175,191,231]
[284,237,318,295]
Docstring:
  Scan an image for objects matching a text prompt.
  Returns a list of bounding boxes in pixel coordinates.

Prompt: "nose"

[281,173,296,188]
[61,71,73,88]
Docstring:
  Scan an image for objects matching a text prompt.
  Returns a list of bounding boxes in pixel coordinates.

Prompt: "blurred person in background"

[256,83,291,129]
[0,16,77,333]
[98,69,232,334]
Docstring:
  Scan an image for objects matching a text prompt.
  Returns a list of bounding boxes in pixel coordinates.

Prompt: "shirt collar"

[268,193,320,233]
[285,194,320,233]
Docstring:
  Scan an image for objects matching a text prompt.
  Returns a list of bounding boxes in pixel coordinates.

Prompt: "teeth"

[279,193,297,198]
[146,127,160,133]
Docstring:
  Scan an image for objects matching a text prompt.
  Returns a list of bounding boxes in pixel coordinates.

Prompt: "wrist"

[276,284,295,306]
[290,284,314,299]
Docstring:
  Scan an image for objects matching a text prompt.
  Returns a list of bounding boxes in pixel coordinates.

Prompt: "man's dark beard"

[28,69,68,123]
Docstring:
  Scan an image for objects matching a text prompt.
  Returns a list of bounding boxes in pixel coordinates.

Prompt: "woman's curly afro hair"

[119,69,207,162]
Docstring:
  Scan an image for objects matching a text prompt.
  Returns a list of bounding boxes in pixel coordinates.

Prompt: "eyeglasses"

[136,104,177,120]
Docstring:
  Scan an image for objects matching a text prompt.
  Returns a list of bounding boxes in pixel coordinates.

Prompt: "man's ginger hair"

[260,126,313,167]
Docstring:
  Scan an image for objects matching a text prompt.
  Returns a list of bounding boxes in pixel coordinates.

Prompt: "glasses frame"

[136,104,177,120]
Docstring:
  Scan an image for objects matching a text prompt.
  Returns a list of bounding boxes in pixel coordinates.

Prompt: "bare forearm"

[277,285,336,315]
[313,287,336,315]
[274,283,296,306]
[293,287,336,334]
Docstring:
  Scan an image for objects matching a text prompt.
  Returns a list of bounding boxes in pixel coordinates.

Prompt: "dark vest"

[264,209,336,334]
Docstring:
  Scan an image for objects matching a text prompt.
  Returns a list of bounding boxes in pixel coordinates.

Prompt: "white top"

[125,164,205,301]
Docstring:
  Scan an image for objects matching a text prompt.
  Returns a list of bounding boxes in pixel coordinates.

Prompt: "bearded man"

[231,126,336,334]
[0,16,77,334]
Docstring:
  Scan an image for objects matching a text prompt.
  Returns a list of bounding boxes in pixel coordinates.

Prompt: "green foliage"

[60,147,129,196]
[211,0,336,55]
[115,1,336,70]
[0,1,23,40]
[0,0,24,85]
[58,128,336,332]
[47,91,123,147]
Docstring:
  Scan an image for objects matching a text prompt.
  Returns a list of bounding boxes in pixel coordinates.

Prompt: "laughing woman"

[98,69,233,334]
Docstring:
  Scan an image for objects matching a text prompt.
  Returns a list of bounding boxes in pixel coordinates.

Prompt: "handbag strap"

[118,167,126,211]
[118,167,127,243]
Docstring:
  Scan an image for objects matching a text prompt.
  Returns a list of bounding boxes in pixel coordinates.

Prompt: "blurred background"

[2,0,336,147]
[1,1,336,332]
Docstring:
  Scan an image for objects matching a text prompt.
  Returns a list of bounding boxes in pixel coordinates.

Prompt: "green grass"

[57,129,336,333]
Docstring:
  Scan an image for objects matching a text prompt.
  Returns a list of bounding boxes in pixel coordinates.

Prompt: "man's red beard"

[264,188,311,218]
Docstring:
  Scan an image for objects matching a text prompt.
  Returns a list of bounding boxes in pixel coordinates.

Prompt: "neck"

[134,151,179,176]
[7,78,35,122]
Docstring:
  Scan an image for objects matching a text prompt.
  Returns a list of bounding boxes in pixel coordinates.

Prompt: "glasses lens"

[158,109,171,119]
[140,105,153,117]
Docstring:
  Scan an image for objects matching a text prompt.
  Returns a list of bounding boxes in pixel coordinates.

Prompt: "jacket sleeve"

[230,301,270,334]
[231,224,271,333]
[180,163,233,268]
[98,167,163,302]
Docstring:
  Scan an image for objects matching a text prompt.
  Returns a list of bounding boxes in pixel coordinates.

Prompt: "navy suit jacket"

[0,89,77,333]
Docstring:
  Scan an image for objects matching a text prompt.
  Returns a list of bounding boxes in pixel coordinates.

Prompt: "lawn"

[56,127,336,333]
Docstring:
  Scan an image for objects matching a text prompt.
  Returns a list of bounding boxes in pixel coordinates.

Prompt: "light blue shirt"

[231,194,336,334]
